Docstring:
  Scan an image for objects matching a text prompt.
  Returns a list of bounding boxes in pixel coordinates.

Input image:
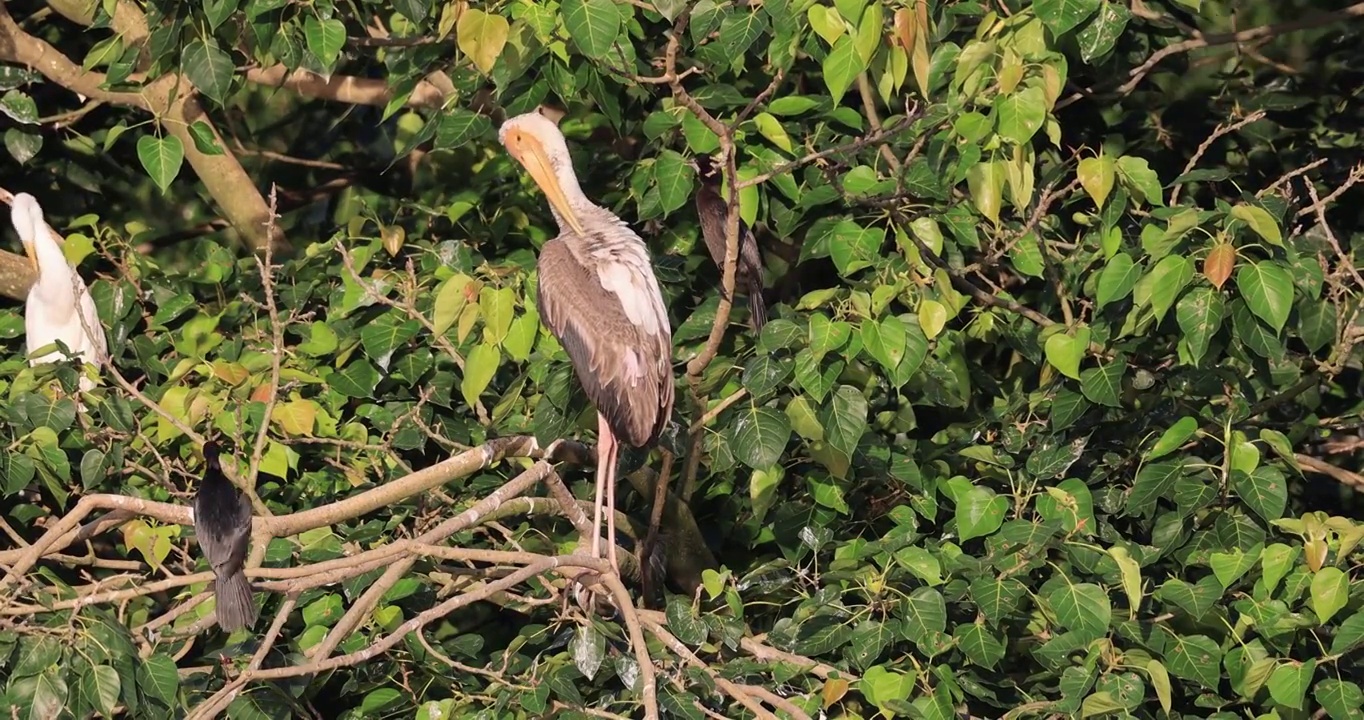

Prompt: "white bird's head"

[10,192,47,273]
[499,109,588,237]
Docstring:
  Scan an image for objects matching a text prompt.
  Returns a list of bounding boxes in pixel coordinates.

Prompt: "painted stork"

[10,193,107,392]
[193,442,257,631]
[692,155,767,332]
[499,110,675,580]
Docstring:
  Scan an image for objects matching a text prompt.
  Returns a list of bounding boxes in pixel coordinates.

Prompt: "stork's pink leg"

[591,413,614,562]
[604,434,621,576]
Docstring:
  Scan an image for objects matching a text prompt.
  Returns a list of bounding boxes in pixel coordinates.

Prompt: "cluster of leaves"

[2,0,1364,717]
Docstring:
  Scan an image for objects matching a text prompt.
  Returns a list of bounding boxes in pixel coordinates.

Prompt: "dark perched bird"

[193,442,257,632]
[499,109,675,581]
[692,154,768,332]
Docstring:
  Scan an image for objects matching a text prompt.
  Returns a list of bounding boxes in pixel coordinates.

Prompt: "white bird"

[499,110,675,582]
[11,193,107,393]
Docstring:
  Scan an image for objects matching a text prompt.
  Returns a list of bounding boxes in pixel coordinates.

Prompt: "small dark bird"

[693,154,768,332]
[193,442,257,632]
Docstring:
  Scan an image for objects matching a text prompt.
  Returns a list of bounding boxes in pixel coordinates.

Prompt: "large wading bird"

[499,110,675,580]
[193,442,257,632]
[10,193,107,392]
[692,155,767,332]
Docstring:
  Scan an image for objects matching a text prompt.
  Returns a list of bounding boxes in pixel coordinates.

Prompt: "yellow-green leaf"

[457,9,510,74]
[1077,155,1116,210]
[1230,203,1283,247]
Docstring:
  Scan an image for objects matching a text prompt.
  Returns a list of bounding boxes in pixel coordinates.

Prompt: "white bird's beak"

[21,239,37,272]
[504,128,586,237]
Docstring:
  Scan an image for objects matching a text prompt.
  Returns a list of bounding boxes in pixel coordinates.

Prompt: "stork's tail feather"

[213,571,258,632]
[747,281,768,333]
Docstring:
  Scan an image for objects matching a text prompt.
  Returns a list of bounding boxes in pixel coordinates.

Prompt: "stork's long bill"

[499,112,588,237]
[21,238,37,273]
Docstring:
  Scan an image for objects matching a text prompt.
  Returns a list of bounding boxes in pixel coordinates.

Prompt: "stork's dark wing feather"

[695,185,767,331]
[537,238,674,448]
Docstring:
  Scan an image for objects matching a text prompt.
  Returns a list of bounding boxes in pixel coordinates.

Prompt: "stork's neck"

[547,162,614,235]
[30,230,78,305]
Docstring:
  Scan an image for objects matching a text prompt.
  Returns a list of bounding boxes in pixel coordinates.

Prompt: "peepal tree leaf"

[562,0,622,59]
[137,135,184,194]
[1236,262,1294,332]
[1034,0,1102,37]
[731,407,790,469]
[822,385,868,457]
[456,9,509,74]
[182,40,234,105]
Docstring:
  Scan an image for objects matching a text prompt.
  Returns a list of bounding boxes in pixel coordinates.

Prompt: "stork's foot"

[568,570,616,617]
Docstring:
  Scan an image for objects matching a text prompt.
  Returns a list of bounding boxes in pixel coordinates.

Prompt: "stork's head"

[10,193,45,273]
[499,108,587,236]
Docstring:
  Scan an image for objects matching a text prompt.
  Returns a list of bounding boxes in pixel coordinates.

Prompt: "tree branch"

[2,0,286,252]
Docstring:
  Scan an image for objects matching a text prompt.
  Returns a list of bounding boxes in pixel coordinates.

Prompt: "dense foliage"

[1,0,1363,717]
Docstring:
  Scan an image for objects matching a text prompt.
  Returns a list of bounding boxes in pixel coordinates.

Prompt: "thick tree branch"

[3,0,287,252]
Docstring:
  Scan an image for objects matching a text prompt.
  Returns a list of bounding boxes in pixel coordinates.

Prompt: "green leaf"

[1175,286,1225,364]
[328,359,381,398]
[807,4,845,46]
[186,121,224,155]
[1034,0,1102,36]
[822,36,865,102]
[479,286,516,345]
[1116,155,1164,207]
[1310,566,1350,623]
[653,150,695,216]
[1163,634,1222,688]
[1235,465,1287,522]
[77,665,120,718]
[1147,416,1197,460]
[1316,679,1364,720]
[956,486,1008,541]
[5,127,42,164]
[1047,582,1111,638]
[182,39,235,105]
[460,342,500,409]
[954,624,1005,669]
[137,654,179,705]
[1235,261,1295,333]
[137,135,184,194]
[821,385,868,458]
[31,669,68,720]
[304,17,346,67]
[1044,327,1089,380]
[360,689,404,715]
[901,587,948,640]
[562,0,622,60]
[1231,203,1282,246]
[731,406,790,469]
[435,111,493,149]
[996,87,1046,144]
[665,595,707,645]
[1147,660,1173,714]
[1142,254,1193,323]
[1076,2,1130,63]
[570,624,606,680]
[1079,357,1124,407]
[1209,545,1259,589]
[829,220,885,277]
[1331,609,1364,656]
[0,89,38,124]
[1077,155,1116,210]
[1268,660,1315,711]
[967,159,1005,225]
[1095,252,1138,308]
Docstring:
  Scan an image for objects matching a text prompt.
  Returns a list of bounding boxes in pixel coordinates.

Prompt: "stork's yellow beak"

[21,240,37,273]
[504,129,586,237]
